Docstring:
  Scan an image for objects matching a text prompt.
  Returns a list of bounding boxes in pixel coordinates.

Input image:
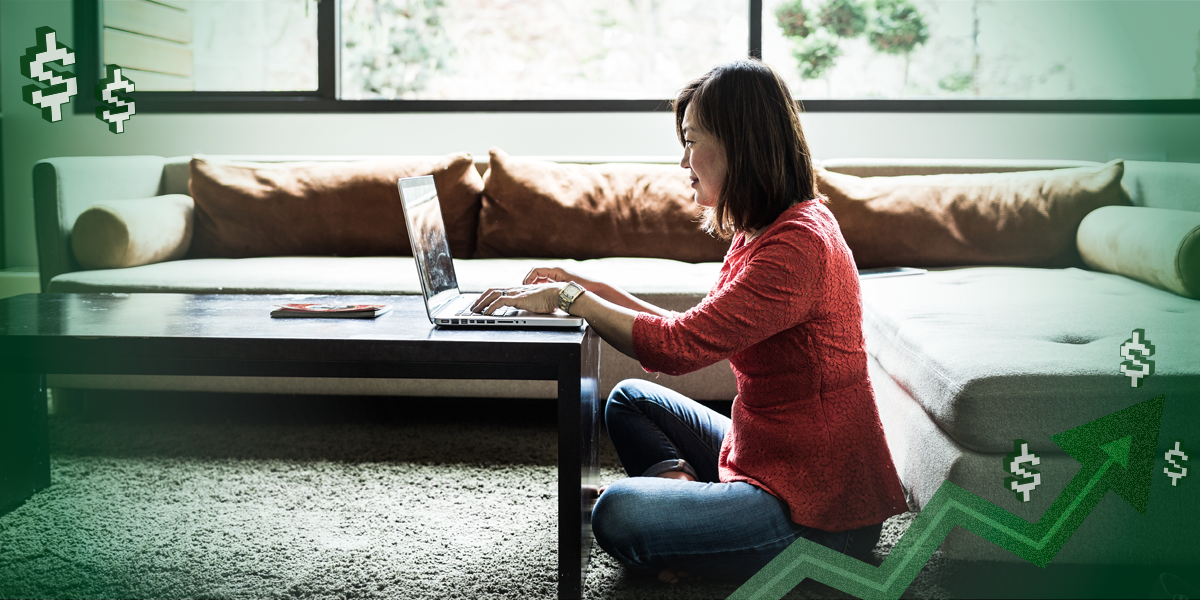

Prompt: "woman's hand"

[523,266,597,288]
[472,277,641,359]
[470,282,565,315]
[524,265,673,318]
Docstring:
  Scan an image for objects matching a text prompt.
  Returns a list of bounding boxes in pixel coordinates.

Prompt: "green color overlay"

[729,395,1166,600]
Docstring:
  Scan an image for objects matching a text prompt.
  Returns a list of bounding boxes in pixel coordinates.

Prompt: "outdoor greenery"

[333,0,1196,101]
[868,0,929,86]
[341,0,454,98]
[776,0,928,87]
[819,0,867,39]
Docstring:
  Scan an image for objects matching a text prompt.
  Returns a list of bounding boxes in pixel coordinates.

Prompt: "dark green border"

[0,117,6,268]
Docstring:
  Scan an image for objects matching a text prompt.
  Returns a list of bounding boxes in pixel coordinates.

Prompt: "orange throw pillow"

[817,160,1131,268]
[188,154,483,259]
[476,148,728,262]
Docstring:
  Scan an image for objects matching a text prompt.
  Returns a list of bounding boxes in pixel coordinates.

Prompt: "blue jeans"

[592,379,883,582]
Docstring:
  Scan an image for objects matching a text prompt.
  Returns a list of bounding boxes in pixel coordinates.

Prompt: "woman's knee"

[605,379,657,426]
[605,379,683,415]
[591,479,639,545]
[606,379,658,406]
[591,480,656,569]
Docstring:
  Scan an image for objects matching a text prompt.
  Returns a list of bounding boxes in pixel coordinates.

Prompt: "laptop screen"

[398,176,460,317]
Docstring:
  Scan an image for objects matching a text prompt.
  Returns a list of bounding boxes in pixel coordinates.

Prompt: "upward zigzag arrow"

[729,395,1166,600]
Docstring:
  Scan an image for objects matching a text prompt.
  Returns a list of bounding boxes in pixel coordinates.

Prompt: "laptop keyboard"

[456,306,518,317]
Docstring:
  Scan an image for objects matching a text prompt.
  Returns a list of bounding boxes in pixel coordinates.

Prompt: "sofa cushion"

[818,160,1131,269]
[819,158,1099,178]
[46,256,722,301]
[475,148,729,262]
[1077,206,1200,299]
[187,154,483,260]
[70,195,194,269]
[860,266,1200,454]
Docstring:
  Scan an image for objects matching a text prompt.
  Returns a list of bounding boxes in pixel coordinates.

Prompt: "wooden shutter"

[102,0,194,91]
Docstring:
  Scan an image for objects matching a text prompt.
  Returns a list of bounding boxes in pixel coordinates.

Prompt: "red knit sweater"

[632,200,908,531]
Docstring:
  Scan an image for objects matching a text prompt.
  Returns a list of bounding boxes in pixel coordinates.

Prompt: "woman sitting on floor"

[470,59,907,584]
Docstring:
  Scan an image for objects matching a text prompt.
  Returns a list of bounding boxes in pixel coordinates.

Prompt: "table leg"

[558,330,601,600]
[0,374,49,516]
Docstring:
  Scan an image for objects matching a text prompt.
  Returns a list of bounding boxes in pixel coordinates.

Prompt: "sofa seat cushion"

[867,353,1196,565]
[46,256,722,309]
[860,266,1200,454]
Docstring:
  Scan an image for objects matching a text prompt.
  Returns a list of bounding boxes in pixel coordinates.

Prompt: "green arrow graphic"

[729,394,1166,600]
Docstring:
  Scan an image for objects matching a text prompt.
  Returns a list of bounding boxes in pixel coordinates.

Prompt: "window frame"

[75,0,1200,114]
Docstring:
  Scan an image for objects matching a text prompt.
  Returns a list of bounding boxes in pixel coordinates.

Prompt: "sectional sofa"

[32,152,1200,567]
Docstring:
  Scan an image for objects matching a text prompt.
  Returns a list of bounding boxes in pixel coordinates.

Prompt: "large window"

[762,0,1200,101]
[340,0,748,100]
[74,0,1200,113]
[84,0,318,92]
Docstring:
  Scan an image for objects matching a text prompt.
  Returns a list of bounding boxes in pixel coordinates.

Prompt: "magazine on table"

[270,303,392,319]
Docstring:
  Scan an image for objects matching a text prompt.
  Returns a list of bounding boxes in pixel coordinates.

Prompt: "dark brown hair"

[674,60,819,239]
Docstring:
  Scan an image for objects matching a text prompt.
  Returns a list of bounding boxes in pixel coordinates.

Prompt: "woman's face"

[679,105,727,208]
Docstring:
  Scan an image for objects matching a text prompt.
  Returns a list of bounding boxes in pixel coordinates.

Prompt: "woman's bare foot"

[657,567,694,584]
[656,470,696,482]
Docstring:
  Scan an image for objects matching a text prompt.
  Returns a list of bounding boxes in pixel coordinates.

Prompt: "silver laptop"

[398,176,585,329]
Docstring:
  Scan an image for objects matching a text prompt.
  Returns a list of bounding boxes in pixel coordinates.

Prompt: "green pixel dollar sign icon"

[95,64,136,134]
[1003,438,1041,502]
[20,26,78,123]
[1164,440,1188,486]
[1120,328,1155,388]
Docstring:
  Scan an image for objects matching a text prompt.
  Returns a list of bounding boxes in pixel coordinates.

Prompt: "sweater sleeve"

[633,226,825,376]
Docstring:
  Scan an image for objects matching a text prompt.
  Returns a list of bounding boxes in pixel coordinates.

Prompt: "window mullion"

[750,0,763,59]
[318,0,337,100]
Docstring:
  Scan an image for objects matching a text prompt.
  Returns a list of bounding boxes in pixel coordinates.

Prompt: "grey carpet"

[0,393,951,600]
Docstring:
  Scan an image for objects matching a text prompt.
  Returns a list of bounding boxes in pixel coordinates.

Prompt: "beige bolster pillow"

[1077,205,1200,299]
[71,195,195,270]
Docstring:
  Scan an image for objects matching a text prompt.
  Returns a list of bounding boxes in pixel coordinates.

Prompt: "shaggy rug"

[0,392,959,600]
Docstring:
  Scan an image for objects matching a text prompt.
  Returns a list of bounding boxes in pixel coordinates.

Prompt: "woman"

[470,59,907,583]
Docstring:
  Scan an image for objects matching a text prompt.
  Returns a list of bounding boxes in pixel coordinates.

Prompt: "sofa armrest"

[34,156,166,289]
[1121,160,1200,212]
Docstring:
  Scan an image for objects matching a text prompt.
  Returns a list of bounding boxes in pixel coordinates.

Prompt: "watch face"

[559,282,584,311]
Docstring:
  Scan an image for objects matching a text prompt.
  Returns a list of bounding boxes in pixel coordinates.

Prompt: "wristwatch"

[557,282,587,313]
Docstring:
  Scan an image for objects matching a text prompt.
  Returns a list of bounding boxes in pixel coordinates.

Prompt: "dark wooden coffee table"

[0,293,601,599]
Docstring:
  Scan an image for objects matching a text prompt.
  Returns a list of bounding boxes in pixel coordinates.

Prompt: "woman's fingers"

[522,267,566,285]
[470,288,507,313]
[480,296,510,315]
[522,268,544,285]
[482,290,527,315]
[472,283,563,315]
[478,290,522,315]
[493,284,563,315]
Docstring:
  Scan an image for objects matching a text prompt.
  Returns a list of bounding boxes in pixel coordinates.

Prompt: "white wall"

[4,0,1198,269]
